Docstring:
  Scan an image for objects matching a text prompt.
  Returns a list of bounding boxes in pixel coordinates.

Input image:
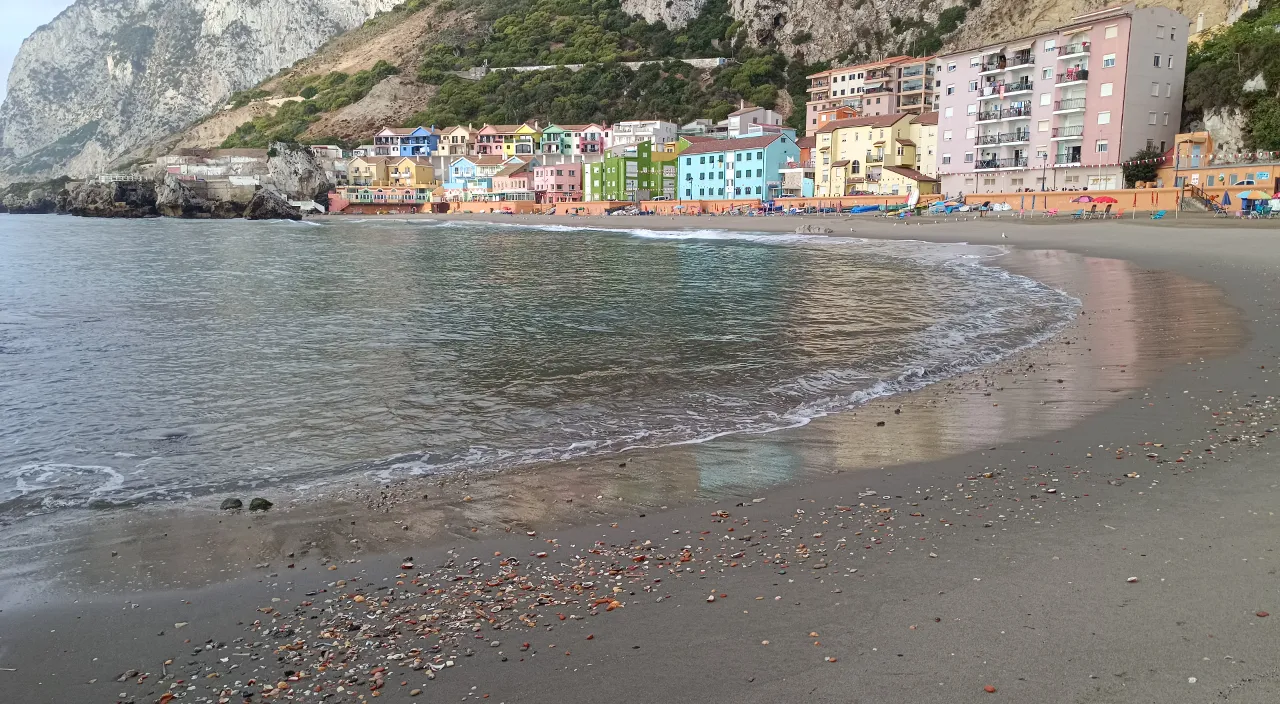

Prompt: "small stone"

[984,685,997,693]
[248,497,272,511]
[1126,577,1139,583]
[707,595,716,602]
[1257,611,1270,618]
[410,689,422,696]
[1187,677,1197,684]
[220,498,243,510]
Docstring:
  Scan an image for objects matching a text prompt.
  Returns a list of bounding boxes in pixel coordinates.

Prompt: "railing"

[1054,153,1081,165]
[866,155,885,164]
[976,134,1001,145]
[1008,54,1035,68]
[976,157,1030,170]
[1002,105,1032,119]
[1054,98,1087,111]
[1052,125,1085,138]
[981,81,1033,96]
[1000,131,1031,142]
[978,109,1002,121]
[1058,42,1091,56]
[980,58,1005,72]
[810,80,829,88]
[864,85,893,94]
[1056,69,1089,83]
[900,80,926,92]
[900,97,925,107]
[901,66,925,77]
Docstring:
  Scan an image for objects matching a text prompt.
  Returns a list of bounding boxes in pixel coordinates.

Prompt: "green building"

[584,142,660,201]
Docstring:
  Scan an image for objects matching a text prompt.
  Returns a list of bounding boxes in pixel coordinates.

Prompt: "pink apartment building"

[532,164,583,203]
[804,56,941,128]
[936,3,1188,194]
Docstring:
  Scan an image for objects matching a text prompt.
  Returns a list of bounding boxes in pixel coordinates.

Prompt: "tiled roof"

[815,113,911,133]
[472,155,512,165]
[797,136,816,149]
[494,163,531,178]
[882,165,938,182]
[381,127,417,135]
[680,135,720,144]
[897,138,916,146]
[481,124,526,134]
[831,160,850,167]
[728,105,762,117]
[678,133,783,156]
[913,112,939,125]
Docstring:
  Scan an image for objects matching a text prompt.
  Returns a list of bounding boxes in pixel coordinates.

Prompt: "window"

[1163,112,1170,126]
[970,56,981,67]
[685,189,692,197]
[1229,174,1238,185]
[965,127,976,139]
[1042,67,1053,80]
[943,129,953,141]
[1103,53,1116,68]
[944,107,954,118]
[1100,82,1113,97]
[1095,140,1108,153]
[698,156,705,164]
[1151,82,1160,96]
[967,104,977,115]
[734,170,741,178]
[947,61,956,72]
[1102,25,1117,39]
[1154,24,1163,38]
[1170,28,1176,41]
[1040,92,1051,106]
[756,169,762,177]
[1148,112,1158,125]
[1044,39,1056,52]
[946,84,955,95]
[756,151,763,159]
[942,154,952,165]
[1167,55,1173,68]
[983,178,996,186]
[968,80,979,92]
[1037,119,1049,132]
[1165,83,1172,97]
[964,152,974,163]
[1153,54,1161,67]
[1097,111,1111,125]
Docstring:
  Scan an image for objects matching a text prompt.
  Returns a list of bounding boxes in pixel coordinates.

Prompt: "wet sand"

[2,217,1278,703]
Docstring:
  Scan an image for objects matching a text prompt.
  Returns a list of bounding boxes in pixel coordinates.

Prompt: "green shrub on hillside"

[1184,0,1280,149]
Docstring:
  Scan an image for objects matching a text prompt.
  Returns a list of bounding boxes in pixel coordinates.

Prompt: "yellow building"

[1153,131,1280,194]
[436,126,476,156]
[814,113,918,196]
[879,166,940,196]
[911,112,939,178]
[348,157,390,186]
[388,157,437,188]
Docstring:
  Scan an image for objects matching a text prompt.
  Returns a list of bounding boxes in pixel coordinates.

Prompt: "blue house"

[374,126,440,157]
[677,130,800,201]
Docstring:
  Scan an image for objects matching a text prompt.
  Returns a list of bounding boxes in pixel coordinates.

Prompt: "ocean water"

[0,215,1077,521]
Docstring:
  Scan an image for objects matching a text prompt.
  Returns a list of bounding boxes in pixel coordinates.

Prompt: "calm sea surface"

[0,216,1076,521]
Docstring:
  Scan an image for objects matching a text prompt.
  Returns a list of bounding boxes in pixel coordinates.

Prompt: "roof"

[897,138,916,146]
[494,163,531,178]
[395,156,435,165]
[882,165,939,182]
[381,127,418,136]
[681,135,719,144]
[553,124,601,131]
[481,124,532,134]
[472,155,512,166]
[351,156,391,165]
[914,111,939,126]
[831,160,850,167]
[815,113,911,133]
[797,136,815,149]
[728,105,765,117]
[678,133,783,156]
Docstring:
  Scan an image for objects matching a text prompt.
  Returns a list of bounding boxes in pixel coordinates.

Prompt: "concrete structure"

[538,124,608,156]
[804,56,941,129]
[585,142,660,201]
[532,163,584,202]
[157,148,269,180]
[1154,131,1280,193]
[913,111,940,177]
[726,106,783,138]
[488,161,536,200]
[780,161,816,197]
[373,127,440,157]
[476,124,541,157]
[677,131,800,201]
[436,126,476,157]
[608,120,678,149]
[936,3,1189,194]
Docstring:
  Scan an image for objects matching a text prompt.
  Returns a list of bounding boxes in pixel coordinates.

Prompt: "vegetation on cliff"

[1184,0,1280,149]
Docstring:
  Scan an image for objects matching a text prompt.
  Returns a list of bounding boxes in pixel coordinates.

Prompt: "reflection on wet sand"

[0,248,1244,600]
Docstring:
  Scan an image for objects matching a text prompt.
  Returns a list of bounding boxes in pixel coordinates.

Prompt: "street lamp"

[1174,138,1193,217]
[1040,152,1049,192]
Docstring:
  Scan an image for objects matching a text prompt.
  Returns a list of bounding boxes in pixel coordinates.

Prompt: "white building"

[608,120,679,149]
[726,106,784,138]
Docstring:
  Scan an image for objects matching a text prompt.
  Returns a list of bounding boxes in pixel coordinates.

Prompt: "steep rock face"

[1,189,58,214]
[0,0,401,182]
[620,0,708,27]
[155,173,245,218]
[62,181,158,217]
[244,187,302,221]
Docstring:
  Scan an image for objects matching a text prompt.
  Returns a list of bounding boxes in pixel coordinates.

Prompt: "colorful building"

[608,120,678,150]
[585,142,661,201]
[912,111,940,177]
[387,156,437,188]
[436,126,476,156]
[805,56,941,129]
[348,156,390,186]
[726,106,784,137]
[1154,131,1280,193]
[814,113,919,196]
[936,3,1189,194]
[532,163,584,202]
[677,131,801,201]
[476,123,541,157]
[539,124,608,156]
[373,126,440,157]
[488,161,536,201]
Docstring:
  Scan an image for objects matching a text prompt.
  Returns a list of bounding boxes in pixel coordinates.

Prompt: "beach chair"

[1113,209,1124,219]
[1150,210,1166,220]
[1099,204,1112,218]
[1083,204,1098,219]
[1070,209,1085,219]
[1042,208,1058,218]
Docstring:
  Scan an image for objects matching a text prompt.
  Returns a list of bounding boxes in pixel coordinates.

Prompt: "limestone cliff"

[0,0,401,182]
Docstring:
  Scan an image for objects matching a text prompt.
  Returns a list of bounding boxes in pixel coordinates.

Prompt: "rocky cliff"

[0,0,401,183]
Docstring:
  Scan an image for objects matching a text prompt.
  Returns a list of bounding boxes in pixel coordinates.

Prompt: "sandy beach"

[2,214,1278,703]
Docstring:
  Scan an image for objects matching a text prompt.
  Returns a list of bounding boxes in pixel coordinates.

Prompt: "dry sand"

[1,215,1278,703]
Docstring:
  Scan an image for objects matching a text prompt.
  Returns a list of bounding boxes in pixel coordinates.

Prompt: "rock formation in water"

[0,0,401,182]
[1,188,59,214]
[267,144,334,202]
[243,187,302,221]
[62,181,159,218]
[155,174,246,219]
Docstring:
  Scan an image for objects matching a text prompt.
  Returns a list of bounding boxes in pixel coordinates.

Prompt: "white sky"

[0,0,76,98]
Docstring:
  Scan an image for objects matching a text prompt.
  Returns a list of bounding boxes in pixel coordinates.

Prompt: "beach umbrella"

[1221,191,1231,206]
[1093,196,1118,203]
[1237,189,1269,200]
[1072,195,1093,202]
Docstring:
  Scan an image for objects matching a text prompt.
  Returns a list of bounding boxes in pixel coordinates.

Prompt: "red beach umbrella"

[1093,196,1118,203]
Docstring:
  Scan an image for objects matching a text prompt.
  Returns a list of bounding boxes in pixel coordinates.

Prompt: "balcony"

[901,66,925,78]
[1000,131,1031,143]
[1051,125,1085,139]
[976,134,1001,145]
[1056,69,1089,84]
[1054,153,1082,165]
[1058,42,1091,59]
[1008,53,1035,69]
[980,80,1034,97]
[1001,105,1033,120]
[1053,97,1087,112]
[977,109,1002,122]
[979,58,1007,74]
[864,85,893,95]
[866,154,885,164]
[976,157,1030,170]
[900,96,925,107]
[900,79,926,93]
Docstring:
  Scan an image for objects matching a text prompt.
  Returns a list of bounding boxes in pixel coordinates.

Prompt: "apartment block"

[804,56,941,130]
[935,3,1189,194]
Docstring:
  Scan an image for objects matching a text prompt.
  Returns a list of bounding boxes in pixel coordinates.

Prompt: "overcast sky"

[1,0,76,98]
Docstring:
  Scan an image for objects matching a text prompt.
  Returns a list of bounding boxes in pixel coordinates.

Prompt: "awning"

[1008,40,1034,52]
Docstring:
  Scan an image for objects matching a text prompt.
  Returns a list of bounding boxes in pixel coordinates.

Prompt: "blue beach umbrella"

[1221,191,1231,207]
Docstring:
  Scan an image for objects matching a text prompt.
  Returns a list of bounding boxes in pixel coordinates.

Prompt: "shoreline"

[2,218,1278,702]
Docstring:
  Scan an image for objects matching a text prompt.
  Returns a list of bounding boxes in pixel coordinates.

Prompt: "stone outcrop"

[2,189,59,214]
[0,0,402,181]
[243,187,302,221]
[155,174,246,218]
[266,143,333,201]
[62,180,159,218]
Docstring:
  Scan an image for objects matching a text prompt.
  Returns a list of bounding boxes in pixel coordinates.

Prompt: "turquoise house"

[677,131,800,201]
